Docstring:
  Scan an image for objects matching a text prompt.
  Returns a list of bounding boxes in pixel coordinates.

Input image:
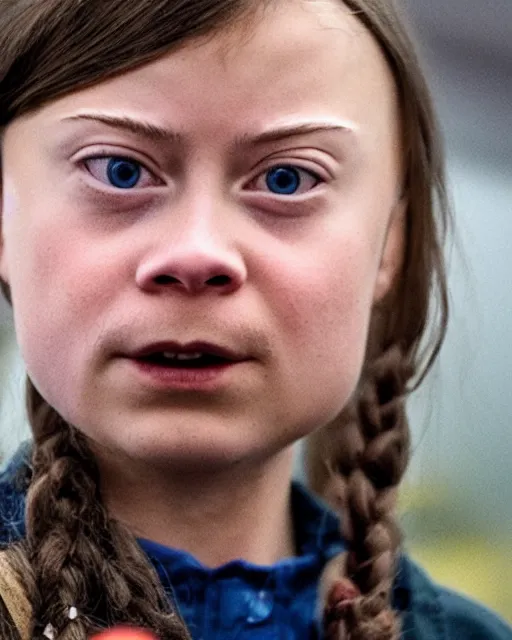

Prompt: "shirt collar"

[139,481,346,595]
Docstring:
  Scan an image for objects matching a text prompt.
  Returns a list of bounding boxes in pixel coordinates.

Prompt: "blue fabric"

[137,483,345,640]
[0,444,511,639]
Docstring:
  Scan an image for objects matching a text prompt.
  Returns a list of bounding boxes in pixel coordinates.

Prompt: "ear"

[373,196,407,303]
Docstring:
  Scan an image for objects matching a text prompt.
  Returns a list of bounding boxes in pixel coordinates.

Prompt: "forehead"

[10,0,400,151]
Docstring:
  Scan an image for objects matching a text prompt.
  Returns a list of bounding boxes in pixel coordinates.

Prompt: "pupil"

[266,167,300,195]
[107,158,140,189]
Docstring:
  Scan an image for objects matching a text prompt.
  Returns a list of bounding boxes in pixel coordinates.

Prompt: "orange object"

[90,628,158,640]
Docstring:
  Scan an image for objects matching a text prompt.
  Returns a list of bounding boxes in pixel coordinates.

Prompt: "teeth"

[162,351,203,360]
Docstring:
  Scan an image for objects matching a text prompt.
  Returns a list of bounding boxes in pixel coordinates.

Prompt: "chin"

[86,413,270,471]
[123,441,264,476]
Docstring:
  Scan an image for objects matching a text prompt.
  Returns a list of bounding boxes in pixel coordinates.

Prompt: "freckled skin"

[0,0,403,470]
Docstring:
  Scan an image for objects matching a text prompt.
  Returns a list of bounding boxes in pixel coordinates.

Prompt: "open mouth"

[126,341,248,388]
[137,351,232,368]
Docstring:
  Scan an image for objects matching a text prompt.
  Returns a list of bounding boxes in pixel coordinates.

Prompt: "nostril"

[152,274,232,288]
[206,275,231,287]
[154,275,181,285]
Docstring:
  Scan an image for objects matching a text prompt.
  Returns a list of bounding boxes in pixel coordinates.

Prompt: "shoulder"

[401,554,512,640]
[292,484,511,639]
[291,484,511,640]
[439,587,512,639]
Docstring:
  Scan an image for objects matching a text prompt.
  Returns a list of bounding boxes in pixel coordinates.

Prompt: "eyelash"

[81,155,324,196]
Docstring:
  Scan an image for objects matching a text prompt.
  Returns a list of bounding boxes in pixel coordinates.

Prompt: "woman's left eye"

[83,156,159,189]
[250,165,322,196]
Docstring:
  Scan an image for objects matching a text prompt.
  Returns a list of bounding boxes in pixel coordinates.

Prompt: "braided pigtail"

[6,379,190,640]
[308,346,412,640]
[304,1,450,637]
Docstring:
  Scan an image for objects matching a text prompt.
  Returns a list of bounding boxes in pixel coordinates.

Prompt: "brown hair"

[307,1,449,638]
[0,1,449,639]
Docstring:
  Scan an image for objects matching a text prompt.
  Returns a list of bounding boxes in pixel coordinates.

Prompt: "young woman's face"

[0,0,403,469]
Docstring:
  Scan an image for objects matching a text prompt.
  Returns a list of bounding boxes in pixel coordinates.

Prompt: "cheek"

[295,258,373,368]
[262,232,380,428]
[280,221,380,339]
[6,215,120,414]
[2,185,18,222]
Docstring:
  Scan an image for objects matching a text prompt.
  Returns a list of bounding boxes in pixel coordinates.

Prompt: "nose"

[135,230,247,296]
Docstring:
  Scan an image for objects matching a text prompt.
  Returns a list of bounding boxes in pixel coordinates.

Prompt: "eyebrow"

[63,113,352,147]
[64,114,181,143]
[236,122,353,146]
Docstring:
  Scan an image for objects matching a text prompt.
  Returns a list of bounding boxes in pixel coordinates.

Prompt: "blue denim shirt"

[0,443,511,639]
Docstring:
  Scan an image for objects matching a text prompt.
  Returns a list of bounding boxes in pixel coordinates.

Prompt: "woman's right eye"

[82,156,160,189]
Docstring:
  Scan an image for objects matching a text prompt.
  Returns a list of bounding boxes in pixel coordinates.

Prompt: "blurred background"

[400,0,512,622]
[1,0,511,623]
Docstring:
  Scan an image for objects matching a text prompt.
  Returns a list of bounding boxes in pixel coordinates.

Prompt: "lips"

[127,341,248,367]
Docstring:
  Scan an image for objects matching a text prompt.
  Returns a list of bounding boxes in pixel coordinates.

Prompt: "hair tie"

[42,607,77,639]
[323,578,361,635]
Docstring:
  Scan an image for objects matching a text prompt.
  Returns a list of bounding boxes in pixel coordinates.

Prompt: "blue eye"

[106,158,141,189]
[243,163,322,197]
[265,166,301,195]
[83,155,159,190]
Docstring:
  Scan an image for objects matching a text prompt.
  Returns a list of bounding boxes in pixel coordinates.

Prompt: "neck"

[97,447,296,567]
